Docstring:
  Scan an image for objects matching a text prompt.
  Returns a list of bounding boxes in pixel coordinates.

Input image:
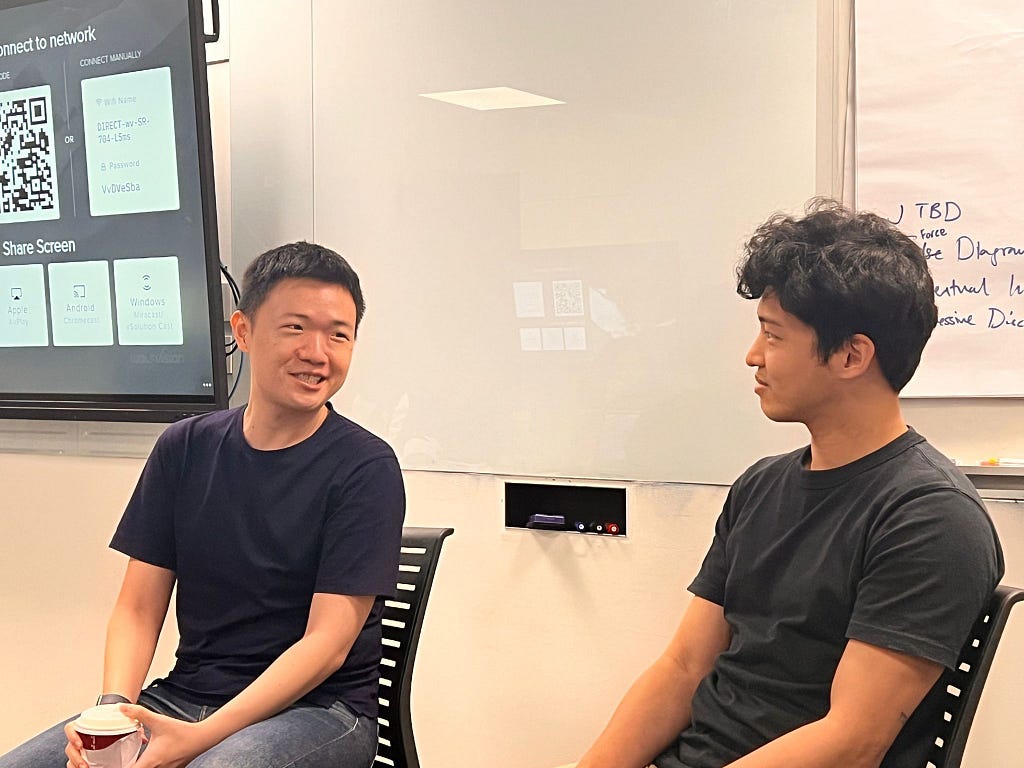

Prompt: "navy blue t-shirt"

[110,404,406,718]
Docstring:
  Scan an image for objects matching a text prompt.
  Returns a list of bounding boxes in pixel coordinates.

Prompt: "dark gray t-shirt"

[110,404,406,718]
[656,429,1003,768]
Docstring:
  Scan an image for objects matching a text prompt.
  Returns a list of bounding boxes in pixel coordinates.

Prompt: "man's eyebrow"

[757,314,784,327]
[281,312,354,328]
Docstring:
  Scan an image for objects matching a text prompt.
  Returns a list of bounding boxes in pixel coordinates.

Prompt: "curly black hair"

[736,198,937,392]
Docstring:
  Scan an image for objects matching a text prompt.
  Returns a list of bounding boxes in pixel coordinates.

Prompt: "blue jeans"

[0,682,378,768]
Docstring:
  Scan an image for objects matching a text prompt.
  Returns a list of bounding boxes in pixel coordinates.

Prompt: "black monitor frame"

[0,0,228,422]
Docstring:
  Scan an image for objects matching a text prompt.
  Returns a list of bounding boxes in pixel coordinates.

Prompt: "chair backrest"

[374,526,454,768]
[924,583,1024,768]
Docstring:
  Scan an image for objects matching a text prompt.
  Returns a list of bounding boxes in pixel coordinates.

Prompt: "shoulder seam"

[910,446,987,514]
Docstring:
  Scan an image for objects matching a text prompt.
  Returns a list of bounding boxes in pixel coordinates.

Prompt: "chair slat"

[373,527,453,768]
[924,584,1024,768]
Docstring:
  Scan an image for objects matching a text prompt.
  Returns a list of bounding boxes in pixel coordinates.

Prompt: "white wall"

[1,458,1022,768]
[0,453,178,746]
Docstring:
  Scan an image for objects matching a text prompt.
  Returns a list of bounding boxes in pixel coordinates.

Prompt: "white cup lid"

[74,704,138,734]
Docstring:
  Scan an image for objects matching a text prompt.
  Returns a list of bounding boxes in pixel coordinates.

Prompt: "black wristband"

[95,693,133,706]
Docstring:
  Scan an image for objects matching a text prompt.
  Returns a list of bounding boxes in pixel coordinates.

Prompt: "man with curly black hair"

[576,200,1003,768]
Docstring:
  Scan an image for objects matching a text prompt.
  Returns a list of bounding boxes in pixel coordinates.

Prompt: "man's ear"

[832,333,876,380]
[230,309,252,353]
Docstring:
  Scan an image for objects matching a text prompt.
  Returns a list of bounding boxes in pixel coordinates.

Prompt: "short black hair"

[736,198,937,392]
[237,241,365,332]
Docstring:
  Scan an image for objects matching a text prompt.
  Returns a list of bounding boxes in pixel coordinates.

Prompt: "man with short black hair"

[0,241,405,768]
[575,200,1003,768]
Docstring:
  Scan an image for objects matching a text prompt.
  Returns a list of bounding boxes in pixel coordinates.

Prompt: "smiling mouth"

[294,373,325,385]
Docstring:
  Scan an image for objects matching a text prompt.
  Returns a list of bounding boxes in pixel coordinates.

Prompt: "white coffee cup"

[73,704,142,768]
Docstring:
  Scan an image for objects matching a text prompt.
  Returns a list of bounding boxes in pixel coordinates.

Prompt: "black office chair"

[923,583,1024,768]
[374,526,454,768]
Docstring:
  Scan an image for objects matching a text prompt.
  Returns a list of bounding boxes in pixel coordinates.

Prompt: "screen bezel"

[0,0,228,422]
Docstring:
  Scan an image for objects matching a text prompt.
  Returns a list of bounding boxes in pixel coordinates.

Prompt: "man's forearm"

[189,630,353,750]
[725,715,889,768]
[102,590,170,701]
[102,559,175,702]
[577,654,701,768]
[726,639,942,768]
[580,595,732,768]
[108,635,359,768]
[187,593,373,752]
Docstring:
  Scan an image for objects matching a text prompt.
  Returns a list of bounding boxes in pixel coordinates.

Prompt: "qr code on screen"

[1,84,60,224]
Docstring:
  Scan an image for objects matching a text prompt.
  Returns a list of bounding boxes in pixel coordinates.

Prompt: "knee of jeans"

[186,750,248,768]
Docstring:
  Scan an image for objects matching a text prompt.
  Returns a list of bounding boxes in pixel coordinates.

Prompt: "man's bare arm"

[726,639,943,768]
[118,591,374,768]
[576,596,731,768]
[103,558,176,701]
[65,559,175,768]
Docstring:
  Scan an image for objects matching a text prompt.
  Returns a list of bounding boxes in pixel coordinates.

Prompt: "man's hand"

[63,720,87,768]
[119,705,217,768]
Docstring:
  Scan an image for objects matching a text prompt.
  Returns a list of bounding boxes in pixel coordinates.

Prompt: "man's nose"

[299,333,328,361]
[745,335,762,368]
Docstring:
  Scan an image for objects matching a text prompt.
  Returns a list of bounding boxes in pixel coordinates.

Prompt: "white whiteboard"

[313,0,818,485]
[856,0,1024,397]
[210,0,1024,478]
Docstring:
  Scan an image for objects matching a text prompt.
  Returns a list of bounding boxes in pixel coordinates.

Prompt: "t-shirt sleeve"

[688,487,736,606]
[314,452,406,598]
[108,426,182,571]
[846,488,1003,669]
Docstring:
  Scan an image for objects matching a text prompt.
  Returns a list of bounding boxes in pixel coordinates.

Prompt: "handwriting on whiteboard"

[884,201,1023,332]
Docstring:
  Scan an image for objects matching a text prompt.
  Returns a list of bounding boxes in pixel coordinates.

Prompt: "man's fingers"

[118,703,151,729]
[63,722,82,748]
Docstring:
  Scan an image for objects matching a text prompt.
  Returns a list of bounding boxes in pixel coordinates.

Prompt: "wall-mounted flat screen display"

[0,0,227,420]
